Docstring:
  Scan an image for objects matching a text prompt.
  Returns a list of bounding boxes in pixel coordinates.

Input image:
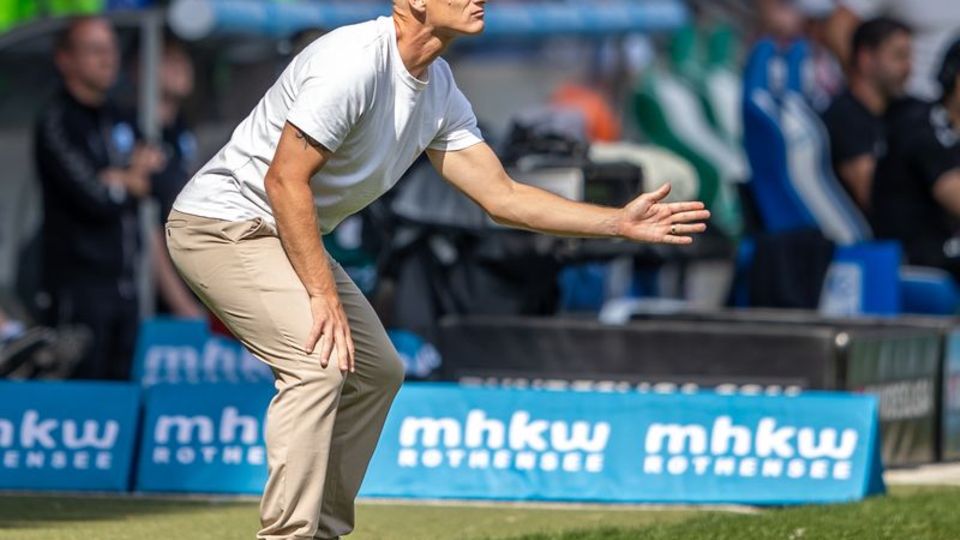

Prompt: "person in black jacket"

[34,16,163,380]
[872,38,960,280]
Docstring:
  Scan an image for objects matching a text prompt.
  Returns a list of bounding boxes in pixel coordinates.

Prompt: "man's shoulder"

[297,18,389,76]
[821,91,866,124]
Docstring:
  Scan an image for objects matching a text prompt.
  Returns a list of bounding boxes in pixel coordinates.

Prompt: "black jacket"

[33,87,140,293]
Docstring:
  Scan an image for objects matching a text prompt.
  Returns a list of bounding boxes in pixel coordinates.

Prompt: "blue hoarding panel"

[361,385,884,504]
[131,318,274,386]
[135,382,883,503]
[136,383,274,494]
[0,381,141,491]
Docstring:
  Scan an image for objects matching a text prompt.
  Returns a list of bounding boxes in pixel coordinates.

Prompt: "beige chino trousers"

[165,209,405,540]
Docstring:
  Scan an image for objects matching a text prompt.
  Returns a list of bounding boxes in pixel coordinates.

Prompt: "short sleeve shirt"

[173,17,483,233]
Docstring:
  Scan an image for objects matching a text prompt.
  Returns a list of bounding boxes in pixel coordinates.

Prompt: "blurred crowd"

[2,0,960,382]
[756,0,960,283]
[3,16,200,380]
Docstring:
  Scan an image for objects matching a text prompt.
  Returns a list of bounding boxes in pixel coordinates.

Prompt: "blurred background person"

[821,17,912,211]
[33,16,163,381]
[756,0,845,110]
[871,39,960,280]
[825,0,960,100]
[136,33,205,318]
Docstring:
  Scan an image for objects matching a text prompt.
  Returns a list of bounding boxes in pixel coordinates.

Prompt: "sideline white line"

[885,463,960,486]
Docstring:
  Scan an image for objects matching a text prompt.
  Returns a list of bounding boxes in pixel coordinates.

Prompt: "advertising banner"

[134,383,883,503]
[846,332,941,465]
[942,331,960,460]
[0,381,141,491]
[136,383,274,494]
[131,318,274,386]
[361,385,884,504]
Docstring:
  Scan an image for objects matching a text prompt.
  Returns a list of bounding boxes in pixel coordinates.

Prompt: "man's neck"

[849,77,887,116]
[64,78,106,108]
[393,13,455,80]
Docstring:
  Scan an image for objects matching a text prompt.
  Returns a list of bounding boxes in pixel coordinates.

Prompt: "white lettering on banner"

[155,415,214,444]
[142,342,273,386]
[0,410,121,472]
[459,377,804,396]
[642,416,859,481]
[861,380,934,421]
[2,449,114,471]
[150,407,266,467]
[397,409,610,473]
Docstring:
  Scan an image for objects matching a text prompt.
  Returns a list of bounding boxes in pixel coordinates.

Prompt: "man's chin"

[462,20,485,36]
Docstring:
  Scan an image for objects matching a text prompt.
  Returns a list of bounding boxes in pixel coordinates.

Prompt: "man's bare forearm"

[265,174,336,297]
[490,181,623,238]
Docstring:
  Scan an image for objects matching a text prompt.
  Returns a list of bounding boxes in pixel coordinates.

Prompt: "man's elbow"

[264,171,289,202]
[481,182,521,226]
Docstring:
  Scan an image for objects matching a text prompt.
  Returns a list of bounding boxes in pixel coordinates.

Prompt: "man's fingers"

[318,322,335,368]
[663,234,695,245]
[649,183,672,202]
[671,209,712,224]
[343,323,356,373]
[304,323,322,355]
[669,223,707,235]
[665,201,705,214]
[335,327,349,373]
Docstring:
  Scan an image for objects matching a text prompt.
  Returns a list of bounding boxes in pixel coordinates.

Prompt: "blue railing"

[168,0,688,40]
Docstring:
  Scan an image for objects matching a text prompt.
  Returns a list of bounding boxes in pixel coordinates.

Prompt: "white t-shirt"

[173,16,483,233]
[842,0,960,100]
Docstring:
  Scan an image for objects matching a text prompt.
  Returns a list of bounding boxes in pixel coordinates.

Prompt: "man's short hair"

[851,17,912,60]
[54,15,103,52]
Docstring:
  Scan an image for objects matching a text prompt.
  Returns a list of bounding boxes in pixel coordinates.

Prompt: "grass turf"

[0,486,955,540]
[497,486,960,540]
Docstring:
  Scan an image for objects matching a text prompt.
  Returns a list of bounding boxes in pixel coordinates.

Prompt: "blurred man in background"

[821,17,911,211]
[826,0,960,100]
[33,16,163,380]
[143,34,205,318]
[872,39,960,279]
[756,0,845,110]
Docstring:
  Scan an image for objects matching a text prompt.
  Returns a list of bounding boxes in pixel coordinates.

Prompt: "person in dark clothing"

[821,17,912,211]
[135,35,204,317]
[872,38,960,280]
[34,16,163,380]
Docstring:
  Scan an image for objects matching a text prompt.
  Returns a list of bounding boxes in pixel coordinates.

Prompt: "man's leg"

[313,264,405,539]
[166,211,346,540]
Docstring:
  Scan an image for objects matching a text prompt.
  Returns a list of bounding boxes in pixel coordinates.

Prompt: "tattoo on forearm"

[294,128,325,151]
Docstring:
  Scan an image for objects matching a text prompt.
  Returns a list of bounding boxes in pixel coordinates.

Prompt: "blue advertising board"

[361,385,884,504]
[136,383,274,494]
[943,331,960,460]
[131,318,274,386]
[135,383,883,504]
[0,381,141,491]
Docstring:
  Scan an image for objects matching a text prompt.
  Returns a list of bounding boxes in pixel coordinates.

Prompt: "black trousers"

[46,282,139,381]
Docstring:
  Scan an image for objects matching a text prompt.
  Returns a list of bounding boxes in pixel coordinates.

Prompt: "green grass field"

[0,486,956,540]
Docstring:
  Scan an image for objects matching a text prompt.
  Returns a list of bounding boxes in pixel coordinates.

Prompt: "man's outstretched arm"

[426,142,710,244]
